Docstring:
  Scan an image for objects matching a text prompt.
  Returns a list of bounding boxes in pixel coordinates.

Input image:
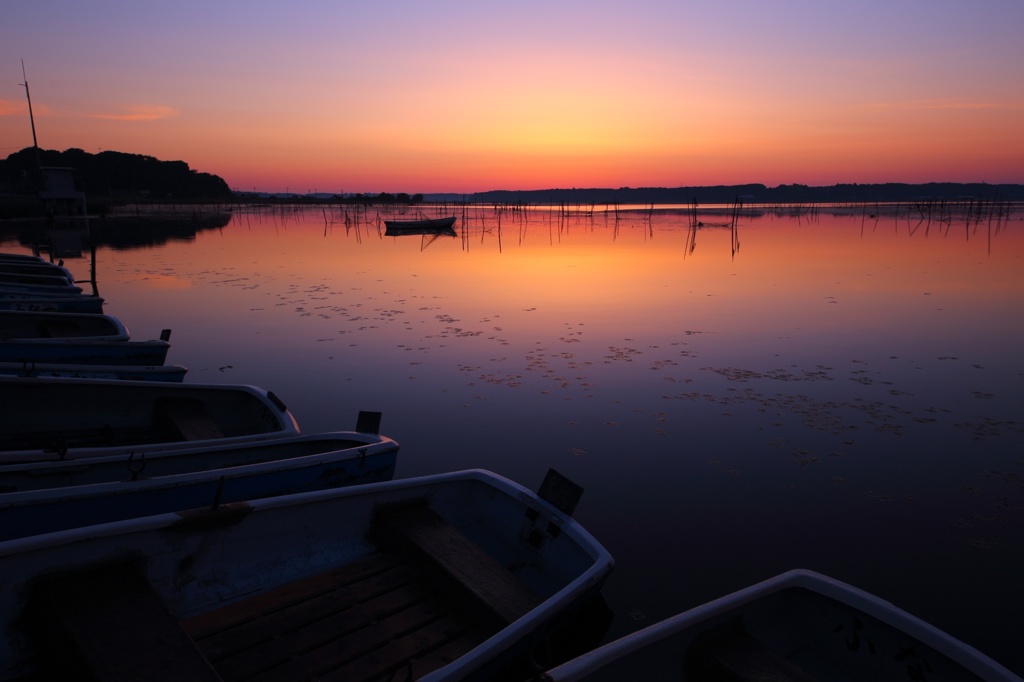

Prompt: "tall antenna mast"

[19,59,42,169]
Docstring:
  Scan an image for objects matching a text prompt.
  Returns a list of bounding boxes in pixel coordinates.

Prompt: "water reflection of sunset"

[4,206,1022,673]
[120,272,193,290]
[97,211,1024,350]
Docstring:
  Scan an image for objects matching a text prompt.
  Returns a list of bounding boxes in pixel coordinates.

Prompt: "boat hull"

[0,431,400,541]
[0,361,187,382]
[0,310,129,343]
[0,282,83,295]
[0,338,169,365]
[0,376,300,463]
[0,294,104,314]
[384,216,457,235]
[0,271,75,287]
[0,262,76,281]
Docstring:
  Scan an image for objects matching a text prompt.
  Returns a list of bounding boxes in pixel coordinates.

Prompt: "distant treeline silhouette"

[3,146,1020,208]
[445,183,1024,205]
[0,147,232,200]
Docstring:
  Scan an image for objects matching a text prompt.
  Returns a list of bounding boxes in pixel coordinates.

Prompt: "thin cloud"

[862,99,1015,111]
[0,99,26,116]
[91,104,180,121]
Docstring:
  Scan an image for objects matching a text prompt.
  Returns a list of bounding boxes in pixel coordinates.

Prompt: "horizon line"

[231,180,1024,198]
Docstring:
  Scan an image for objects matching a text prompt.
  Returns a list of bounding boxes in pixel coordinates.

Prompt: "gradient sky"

[3,0,1023,193]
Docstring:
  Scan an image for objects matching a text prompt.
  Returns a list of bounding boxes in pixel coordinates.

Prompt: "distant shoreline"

[422,182,1024,206]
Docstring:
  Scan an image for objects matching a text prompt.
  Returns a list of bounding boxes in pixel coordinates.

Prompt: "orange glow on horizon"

[3,3,1023,193]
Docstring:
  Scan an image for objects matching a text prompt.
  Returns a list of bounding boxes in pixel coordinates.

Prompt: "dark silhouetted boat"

[384,215,457,236]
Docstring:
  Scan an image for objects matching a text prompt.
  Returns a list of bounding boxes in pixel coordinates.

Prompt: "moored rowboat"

[0,293,104,314]
[0,360,187,382]
[0,261,76,281]
[0,271,74,288]
[0,310,129,343]
[0,426,400,541]
[0,281,83,295]
[539,568,1022,682]
[0,333,171,365]
[0,253,49,263]
[0,468,613,681]
[0,376,300,463]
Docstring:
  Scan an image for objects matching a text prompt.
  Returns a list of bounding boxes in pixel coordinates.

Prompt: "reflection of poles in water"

[84,238,100,298]
[419,233,446,251]
[496,209,503,254]
[730,196,742,259]
[342,210,362,244]
[684,198,699,257]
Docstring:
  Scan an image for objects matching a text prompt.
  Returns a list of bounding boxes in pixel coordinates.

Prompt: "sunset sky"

[3,1,1023,193]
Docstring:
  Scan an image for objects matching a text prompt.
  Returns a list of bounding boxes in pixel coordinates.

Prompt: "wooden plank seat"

[372,503,543,628]
[181,552,486,682]
[29,561,221,682]
[154,397,224,441]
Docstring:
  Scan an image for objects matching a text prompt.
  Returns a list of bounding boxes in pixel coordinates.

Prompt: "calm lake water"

[5,203,1023,674]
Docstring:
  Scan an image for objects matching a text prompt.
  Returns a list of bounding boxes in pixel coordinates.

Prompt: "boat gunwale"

[0,429,379,474]
[0,361,188,381]
[0,431,399,505]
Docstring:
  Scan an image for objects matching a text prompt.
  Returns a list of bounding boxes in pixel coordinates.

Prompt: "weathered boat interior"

[26,502,543,681]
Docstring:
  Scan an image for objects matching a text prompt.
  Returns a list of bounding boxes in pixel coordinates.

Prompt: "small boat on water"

[0,270,74,288]
[0,468,614,681]
[0,360,187,382]
[539,569,1022,682]
[0,424,399,541]
[0,260,76,282]
[0,280,83,295]
[0,310,129,343]
[0,253,49,263]
[384,215,458,236]
[0,330,171,365]
[0,376,300,463]
[0,291,104,314]
[0,255,92,307]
